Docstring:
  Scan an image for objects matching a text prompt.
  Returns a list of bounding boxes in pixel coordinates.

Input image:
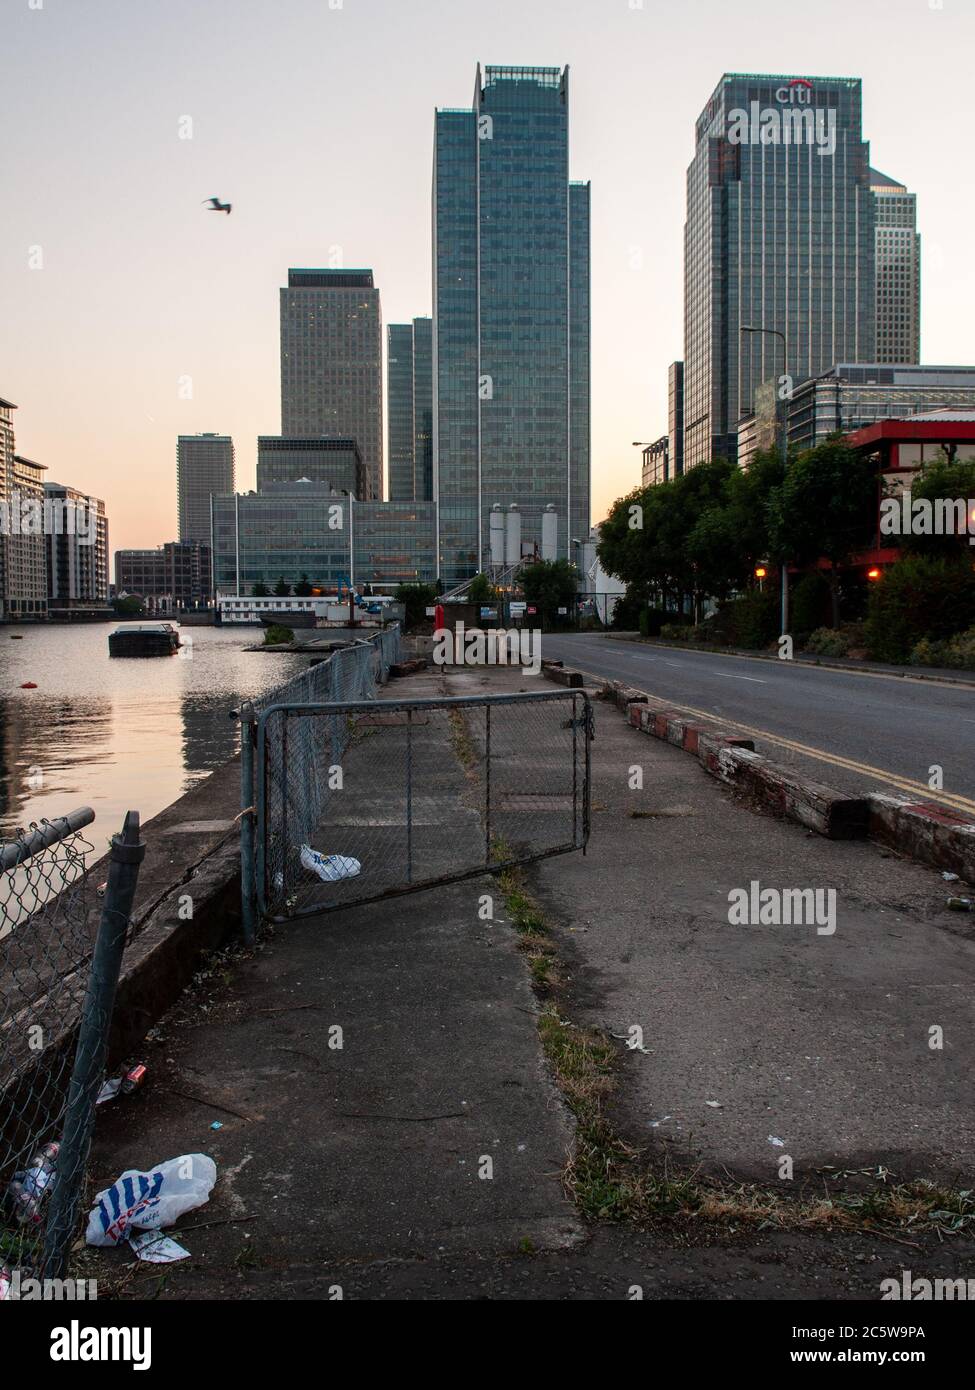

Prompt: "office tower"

[668,362,685,477]
[256,436,365,497]
[871,170,921,365]
[280,269,383,500]
[683,74,876,470]
[44,482,109,612]
[387,317,433,502]
[178,434,234,544]
[433,64,590,587]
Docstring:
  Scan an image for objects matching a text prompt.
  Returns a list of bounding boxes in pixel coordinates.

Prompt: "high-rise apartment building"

[871,170,921,365]
[178,434,234,545]
[45,482,109,613]
[280,269,383,500]
[683,74,876,470]
[387,317,433,502]
[433,64,590,587]
[3,454,48,620]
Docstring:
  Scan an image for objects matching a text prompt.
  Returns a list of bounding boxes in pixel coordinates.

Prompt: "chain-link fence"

[0,809,145,1286]
[254,689,591,921]
[239,628,401,939]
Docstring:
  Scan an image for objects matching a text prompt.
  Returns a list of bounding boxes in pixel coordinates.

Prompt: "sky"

[4,0,975,556]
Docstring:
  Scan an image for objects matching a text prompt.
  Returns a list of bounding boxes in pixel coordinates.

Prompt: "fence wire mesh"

[257,690,591,920]
[0,811,98,1281]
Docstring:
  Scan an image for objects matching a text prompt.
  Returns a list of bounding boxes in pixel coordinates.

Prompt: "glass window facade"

[433,65,590,588]
[684,74,876,470]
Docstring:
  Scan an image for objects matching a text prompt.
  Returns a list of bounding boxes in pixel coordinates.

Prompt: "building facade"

[2,454,49,620]
[211,482,435,596]
[683,74,876,471]
[255,436,365,497]
[641,437,671,488]
[178,434,234,545]
[387,318,434,503]
[279,269,383,501]
[667,362,685,477]
[45,482,109,615]
[737,363,975,465]
[433,64,591,588]
[871,169,921,365]
[115,541,212,611]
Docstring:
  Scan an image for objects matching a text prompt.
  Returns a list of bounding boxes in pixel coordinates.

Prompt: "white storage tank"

[541,504,558,562]
[489,503,505,567]
[505,504,521,566]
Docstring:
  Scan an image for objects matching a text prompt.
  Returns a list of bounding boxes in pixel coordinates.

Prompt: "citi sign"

[727,79,836,157]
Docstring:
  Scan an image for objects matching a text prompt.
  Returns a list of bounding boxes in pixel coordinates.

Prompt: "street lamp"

[740,325,789,636]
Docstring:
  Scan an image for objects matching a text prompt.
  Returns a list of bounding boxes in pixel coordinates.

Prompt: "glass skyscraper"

[683,74,876,470]
[387,317,433,502]
[433,64,590,588]
[871,170,920,365]
[280,269,383,500]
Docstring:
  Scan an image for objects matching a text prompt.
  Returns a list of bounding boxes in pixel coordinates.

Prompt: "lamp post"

[740,325,789,636]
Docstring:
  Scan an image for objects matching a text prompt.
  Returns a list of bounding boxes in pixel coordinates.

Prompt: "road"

[541,633,975,812]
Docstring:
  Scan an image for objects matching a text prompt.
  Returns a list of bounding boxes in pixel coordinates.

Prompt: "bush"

[263,624,294,646]
[394,582,438,631]
[695,590,779,649]
[910,627,975,670]
[806,627,850,658]
[864,555,975,664]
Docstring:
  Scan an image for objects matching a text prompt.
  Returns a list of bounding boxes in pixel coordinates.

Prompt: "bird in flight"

[202,197,232,214]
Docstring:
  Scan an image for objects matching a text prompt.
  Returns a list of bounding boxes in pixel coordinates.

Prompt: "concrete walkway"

[85,661,975,1298]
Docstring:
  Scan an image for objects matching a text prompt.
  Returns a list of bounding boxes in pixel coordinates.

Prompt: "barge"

[108,623,181,657]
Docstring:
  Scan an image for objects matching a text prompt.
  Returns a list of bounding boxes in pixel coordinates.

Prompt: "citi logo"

[776,78,813,104]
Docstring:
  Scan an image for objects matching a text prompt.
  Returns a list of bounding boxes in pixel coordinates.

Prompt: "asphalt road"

[541,633,975,812]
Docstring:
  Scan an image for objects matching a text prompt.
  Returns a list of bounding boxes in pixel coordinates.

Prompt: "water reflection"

[0,625,307,837]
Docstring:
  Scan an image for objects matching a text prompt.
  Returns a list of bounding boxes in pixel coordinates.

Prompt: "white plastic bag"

[300,844,361,881]
[85,1153,216,1247]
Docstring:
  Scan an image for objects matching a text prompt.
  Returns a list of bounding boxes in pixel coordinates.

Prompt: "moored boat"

[108,623,180,657]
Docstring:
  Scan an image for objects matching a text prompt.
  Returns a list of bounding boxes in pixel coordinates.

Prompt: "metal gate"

[255,690,592,920]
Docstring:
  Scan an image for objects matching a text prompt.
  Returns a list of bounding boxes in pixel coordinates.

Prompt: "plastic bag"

[85,1154,216,1247]
[300,844,361,881]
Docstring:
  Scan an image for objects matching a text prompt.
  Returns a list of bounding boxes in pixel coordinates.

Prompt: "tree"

[520,559,578,627]
[394,582,438,630]
[252,579,270,597]
[467,572,498,605]
[293,573,313,597]
[113,594,144,617]
[897,455,975,557]
[768,440,877,626]
[273,576,292,597]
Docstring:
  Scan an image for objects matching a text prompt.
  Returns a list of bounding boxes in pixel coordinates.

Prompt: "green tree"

[252,578,270,597]
[394,582,438,630]
[467,572,498,605]
[273,576,292,597]
[865,553,975,663]
[113,594,144,617]
[896,455,975,556]
[768,440,877,627]
[520,559,578,627]
[293,573,313,597]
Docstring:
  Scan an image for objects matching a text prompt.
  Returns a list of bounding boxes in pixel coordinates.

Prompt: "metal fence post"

[239,701,257,946]
[42,810,146,1278]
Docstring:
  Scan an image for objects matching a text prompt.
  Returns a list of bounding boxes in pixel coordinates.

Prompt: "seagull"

[202,197,232,214]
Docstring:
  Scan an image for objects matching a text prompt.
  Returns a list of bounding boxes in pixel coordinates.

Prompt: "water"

[0,624,309,840]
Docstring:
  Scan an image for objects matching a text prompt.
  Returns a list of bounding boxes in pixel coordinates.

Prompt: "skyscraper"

[871,170,921,365]
[177,434,234,545]
[433,64,590,587]
[280,269,384,500]
[683,74,876,470]
[667,361,685,477]
[387,317,433,502]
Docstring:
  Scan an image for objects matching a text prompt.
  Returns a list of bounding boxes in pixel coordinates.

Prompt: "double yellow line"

[637,692,975,818]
